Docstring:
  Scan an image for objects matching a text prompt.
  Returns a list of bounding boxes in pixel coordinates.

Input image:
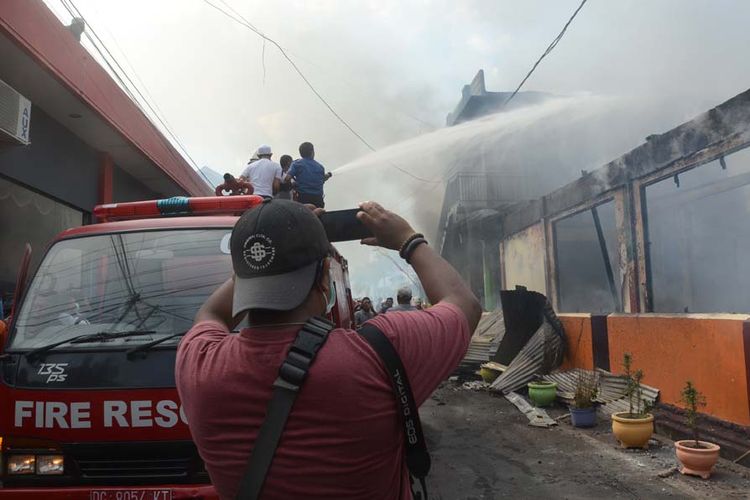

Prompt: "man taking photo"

[176,199,481,499]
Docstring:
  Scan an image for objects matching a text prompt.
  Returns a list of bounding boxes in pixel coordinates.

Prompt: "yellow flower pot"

[611,412,654,449]
[479,367,500,383]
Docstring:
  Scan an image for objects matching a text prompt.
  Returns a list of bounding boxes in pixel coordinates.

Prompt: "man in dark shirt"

[285,142,332,208]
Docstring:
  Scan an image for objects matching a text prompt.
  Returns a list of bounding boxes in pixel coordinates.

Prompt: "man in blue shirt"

[284,142,332,208]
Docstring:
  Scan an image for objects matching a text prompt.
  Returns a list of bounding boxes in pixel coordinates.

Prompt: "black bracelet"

[398,233,424,260]
[403,237,428,264]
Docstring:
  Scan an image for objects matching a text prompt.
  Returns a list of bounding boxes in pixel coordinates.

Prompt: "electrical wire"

[201,0,440,184]
[216,0,434,131]
[78,0,187,153]
[261,39,267,85]
[202,0,375,149]
[504,0,588,106]
[62,0,215,188]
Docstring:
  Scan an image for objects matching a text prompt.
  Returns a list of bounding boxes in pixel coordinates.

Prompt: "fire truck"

[0,195,355,499]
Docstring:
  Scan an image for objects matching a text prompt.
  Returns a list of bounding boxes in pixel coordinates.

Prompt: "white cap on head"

[257,144,272,156]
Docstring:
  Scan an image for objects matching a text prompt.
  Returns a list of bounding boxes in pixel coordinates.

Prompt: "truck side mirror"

[8,243,32,327]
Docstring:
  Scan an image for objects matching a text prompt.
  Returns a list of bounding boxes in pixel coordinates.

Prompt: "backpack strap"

[358,323,431,500]
[235,316,335,500]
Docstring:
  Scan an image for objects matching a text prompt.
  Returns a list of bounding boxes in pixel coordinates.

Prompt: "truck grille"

[77,457,192,479]
[65,441,207,484]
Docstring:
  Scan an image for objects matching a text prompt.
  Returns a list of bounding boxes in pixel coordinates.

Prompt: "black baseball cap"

[230,199,330,314]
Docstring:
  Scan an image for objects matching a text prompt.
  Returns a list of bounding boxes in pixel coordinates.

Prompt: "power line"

[79,0,179,143]
[63,0,215,189]
[504,0,588,106]
[216,0,434,131]
[60,1,139,104]
[201,0,440,184]
[201,0,376,150]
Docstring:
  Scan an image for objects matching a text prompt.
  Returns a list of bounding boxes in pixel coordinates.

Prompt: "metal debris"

[541,368,659,416]
[456,311,505,377]
[480,361,507,373]
[462,380,490,391]
[490,320,565,394]
[505,392,557,428]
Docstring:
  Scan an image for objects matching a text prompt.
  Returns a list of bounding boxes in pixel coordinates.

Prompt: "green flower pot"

[528,381,557,407]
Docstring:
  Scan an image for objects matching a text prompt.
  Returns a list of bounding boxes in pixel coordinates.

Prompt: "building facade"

[0,0,210,312]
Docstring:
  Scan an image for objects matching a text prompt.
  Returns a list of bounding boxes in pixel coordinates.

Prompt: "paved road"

[421,383,750,499]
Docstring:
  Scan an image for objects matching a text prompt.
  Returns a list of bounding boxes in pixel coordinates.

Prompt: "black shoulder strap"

[358,323,431,500]
[235,316,334,500]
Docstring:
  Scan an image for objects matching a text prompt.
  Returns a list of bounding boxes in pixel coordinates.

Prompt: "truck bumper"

[0,484,217,499]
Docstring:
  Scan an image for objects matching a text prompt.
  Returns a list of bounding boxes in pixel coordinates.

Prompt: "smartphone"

[320,209,373,242]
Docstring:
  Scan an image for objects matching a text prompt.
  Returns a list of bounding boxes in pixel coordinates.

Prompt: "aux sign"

[15,95,32,144]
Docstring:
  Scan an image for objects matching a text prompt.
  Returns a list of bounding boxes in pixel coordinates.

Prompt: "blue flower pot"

[570,406,597,428]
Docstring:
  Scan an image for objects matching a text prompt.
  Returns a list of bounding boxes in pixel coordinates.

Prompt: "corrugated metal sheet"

[456,311,505,377]
[541,368,659,416]
[490,321,564,394]
[505,392,557,427]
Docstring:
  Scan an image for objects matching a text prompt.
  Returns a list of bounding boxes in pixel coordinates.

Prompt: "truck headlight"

[7,454,35,475]
[36,455,64,475]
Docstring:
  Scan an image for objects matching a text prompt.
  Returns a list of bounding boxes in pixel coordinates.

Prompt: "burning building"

[439,75,750,457]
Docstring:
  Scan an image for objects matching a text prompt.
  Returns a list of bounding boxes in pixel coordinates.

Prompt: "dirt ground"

[421,383,750,499]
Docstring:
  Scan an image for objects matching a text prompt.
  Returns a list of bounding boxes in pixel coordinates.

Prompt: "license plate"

[90,489,172,500]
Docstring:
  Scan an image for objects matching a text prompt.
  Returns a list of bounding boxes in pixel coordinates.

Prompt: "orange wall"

[607,314,750,426]
[559,314,594,371]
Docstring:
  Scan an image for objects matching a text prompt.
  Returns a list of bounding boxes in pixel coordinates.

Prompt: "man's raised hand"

[356,201,416,251]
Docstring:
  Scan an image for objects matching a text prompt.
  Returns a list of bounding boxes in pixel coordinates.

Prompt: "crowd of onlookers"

[214,141,332,208]
[353,286,427,326]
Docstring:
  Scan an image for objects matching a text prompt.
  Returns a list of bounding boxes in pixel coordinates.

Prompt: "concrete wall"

[0,107,164,212]
[501,222,546,294]
[608,314,750,426]
[0,107,98,212]
[559,314,594,371]
[557,313,750,427]
[113,164,159,203]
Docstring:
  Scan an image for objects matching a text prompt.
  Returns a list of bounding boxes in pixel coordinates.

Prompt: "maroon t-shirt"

[175,303,470,499]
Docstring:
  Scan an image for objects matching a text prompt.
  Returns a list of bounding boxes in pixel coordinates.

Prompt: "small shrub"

[680,381,707,448]
[622,353,650,418]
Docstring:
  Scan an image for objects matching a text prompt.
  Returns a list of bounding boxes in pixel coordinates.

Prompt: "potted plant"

[674,381,721,479]
[570,370,599,428]
[611,353,654,448]
[528,380,557,407]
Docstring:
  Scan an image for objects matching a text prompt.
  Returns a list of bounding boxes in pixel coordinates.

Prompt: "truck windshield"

[10,228,233,350]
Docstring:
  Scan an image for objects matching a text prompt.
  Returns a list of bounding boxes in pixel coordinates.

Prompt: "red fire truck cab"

[0,196,355,499]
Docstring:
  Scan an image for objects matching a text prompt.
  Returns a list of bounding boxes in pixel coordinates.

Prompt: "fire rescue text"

[14,400,188,429]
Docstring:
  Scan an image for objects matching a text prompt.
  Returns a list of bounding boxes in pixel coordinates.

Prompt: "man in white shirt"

[239,145,282,198]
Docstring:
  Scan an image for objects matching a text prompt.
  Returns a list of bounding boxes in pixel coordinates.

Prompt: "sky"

[44,0,750,299]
